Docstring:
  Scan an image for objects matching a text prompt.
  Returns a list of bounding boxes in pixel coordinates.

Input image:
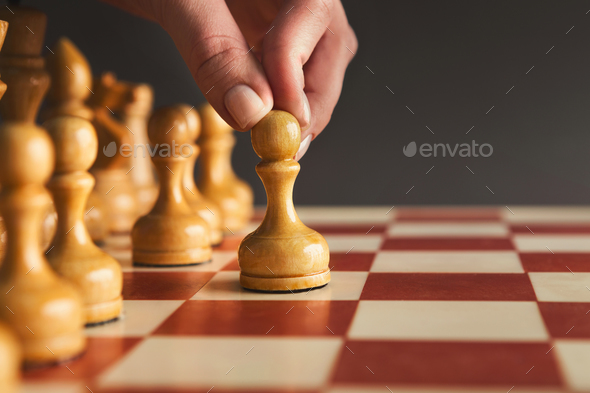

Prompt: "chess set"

[0,3,589,393]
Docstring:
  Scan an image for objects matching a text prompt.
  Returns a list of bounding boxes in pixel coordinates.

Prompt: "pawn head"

[148,106,191,148]
[0,122,54,186]
[251,110,301,161]
[174,103,201,142]
[43,116,98,173]
[199,102,231,138]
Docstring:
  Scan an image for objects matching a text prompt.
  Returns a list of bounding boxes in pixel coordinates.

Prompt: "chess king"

[238,111,330,292]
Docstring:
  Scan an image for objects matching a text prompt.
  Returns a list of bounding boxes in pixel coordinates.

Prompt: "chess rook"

[44,116,123,325]
[176,103,224,246]
[198,103,253,232]
[0,5,85,365]
[238,111,330,292]
[132,106,212,266]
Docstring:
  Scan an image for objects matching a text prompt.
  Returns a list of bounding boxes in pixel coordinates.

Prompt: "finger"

[262,0,336,130]
[296,1,357,160]
[158,0,273,131]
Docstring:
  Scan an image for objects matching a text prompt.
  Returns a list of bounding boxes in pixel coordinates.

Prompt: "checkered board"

[21,206,590,393]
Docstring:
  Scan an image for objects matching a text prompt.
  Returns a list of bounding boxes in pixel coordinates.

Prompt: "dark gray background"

[22,0,590,205]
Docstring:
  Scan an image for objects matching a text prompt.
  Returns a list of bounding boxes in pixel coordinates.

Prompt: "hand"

[104,0,357,159]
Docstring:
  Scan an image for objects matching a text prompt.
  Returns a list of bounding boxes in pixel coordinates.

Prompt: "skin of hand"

[103,0,357,160]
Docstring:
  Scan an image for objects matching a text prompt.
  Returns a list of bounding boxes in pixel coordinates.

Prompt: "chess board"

[21,206,590,393]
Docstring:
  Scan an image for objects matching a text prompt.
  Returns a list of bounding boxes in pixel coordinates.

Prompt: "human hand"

[105,0,357,159]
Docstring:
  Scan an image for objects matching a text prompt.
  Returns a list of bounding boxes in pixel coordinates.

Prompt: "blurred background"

[23,0,590,205]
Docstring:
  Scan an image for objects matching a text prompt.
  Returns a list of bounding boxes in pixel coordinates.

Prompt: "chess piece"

[43,37,108,243]
[44,116,123,325]
[132,107,212,265]
[198,103,253,232]
[0,5,86,365]
[176,103,223,246]
[89,72,139,233]
[238,111,330,292]
[0,322,20,393]
[117,82,158,216]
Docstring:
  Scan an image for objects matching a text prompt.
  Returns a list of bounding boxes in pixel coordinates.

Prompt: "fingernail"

[301,92,311,130]
[224,84,266,129]
[295,134,312,161]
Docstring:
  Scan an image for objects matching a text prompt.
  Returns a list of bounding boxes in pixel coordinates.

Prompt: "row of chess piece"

[0,5,255,391]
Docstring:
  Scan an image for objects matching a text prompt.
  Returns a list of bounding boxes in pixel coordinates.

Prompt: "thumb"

[159,0,273,131]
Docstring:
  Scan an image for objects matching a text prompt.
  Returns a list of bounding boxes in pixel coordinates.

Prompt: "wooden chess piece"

[175,103,223,246]
[117,82,158,216]
[0,17,20,393]
[132,107,212,265]
[44,116,123,325]
[43,37,108,243]
[198,103,253,232]
[88,72,139,233]
[0,5,86,365]
[0,322,20,393]
[238,111,330,292]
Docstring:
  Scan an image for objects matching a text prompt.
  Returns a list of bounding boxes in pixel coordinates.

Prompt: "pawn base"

[22,332,86,367]
[132,247,212,266]
[240,270,331,292]
[85,296,122,325]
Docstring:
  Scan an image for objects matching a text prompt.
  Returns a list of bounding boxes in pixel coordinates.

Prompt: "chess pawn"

[118,83,158,216]
[44,116,123,325]
[175,103,224,246]
[0,5,85,364]
[198,103,253,232]
[238,111,330,292]
[132,107,212,266]
[0,120,86,364]
[43,37,108,243]
[0,322,20,393]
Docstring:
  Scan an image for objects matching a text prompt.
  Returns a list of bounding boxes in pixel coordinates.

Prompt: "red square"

[382,237,514,250]
[24,337,141,381]
[123,272,215,300]
[519,253,590,272]
[221,258,239,270]
[360,273,536,301]
[329,252,375,271]
[215,235,244,251]
[333,340,562,386]
[154,300,357,336]
[396,207,501,221]
[538,302,590,338]
[308,224,386,235]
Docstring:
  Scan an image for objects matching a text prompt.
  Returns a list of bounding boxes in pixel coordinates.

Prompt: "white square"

[387,222,509,237]
[21,383,85,393]
[502,206,590,223]
[191,271,367,301]
[513,235,590,252]
[323,235,382,252]
[99,336,342,389]
[528,273,590,302]
[371,251,523,273]
[348,301,548,341]
[85,300,184,337]
[554,339,590,391]
[297,206,392,224]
